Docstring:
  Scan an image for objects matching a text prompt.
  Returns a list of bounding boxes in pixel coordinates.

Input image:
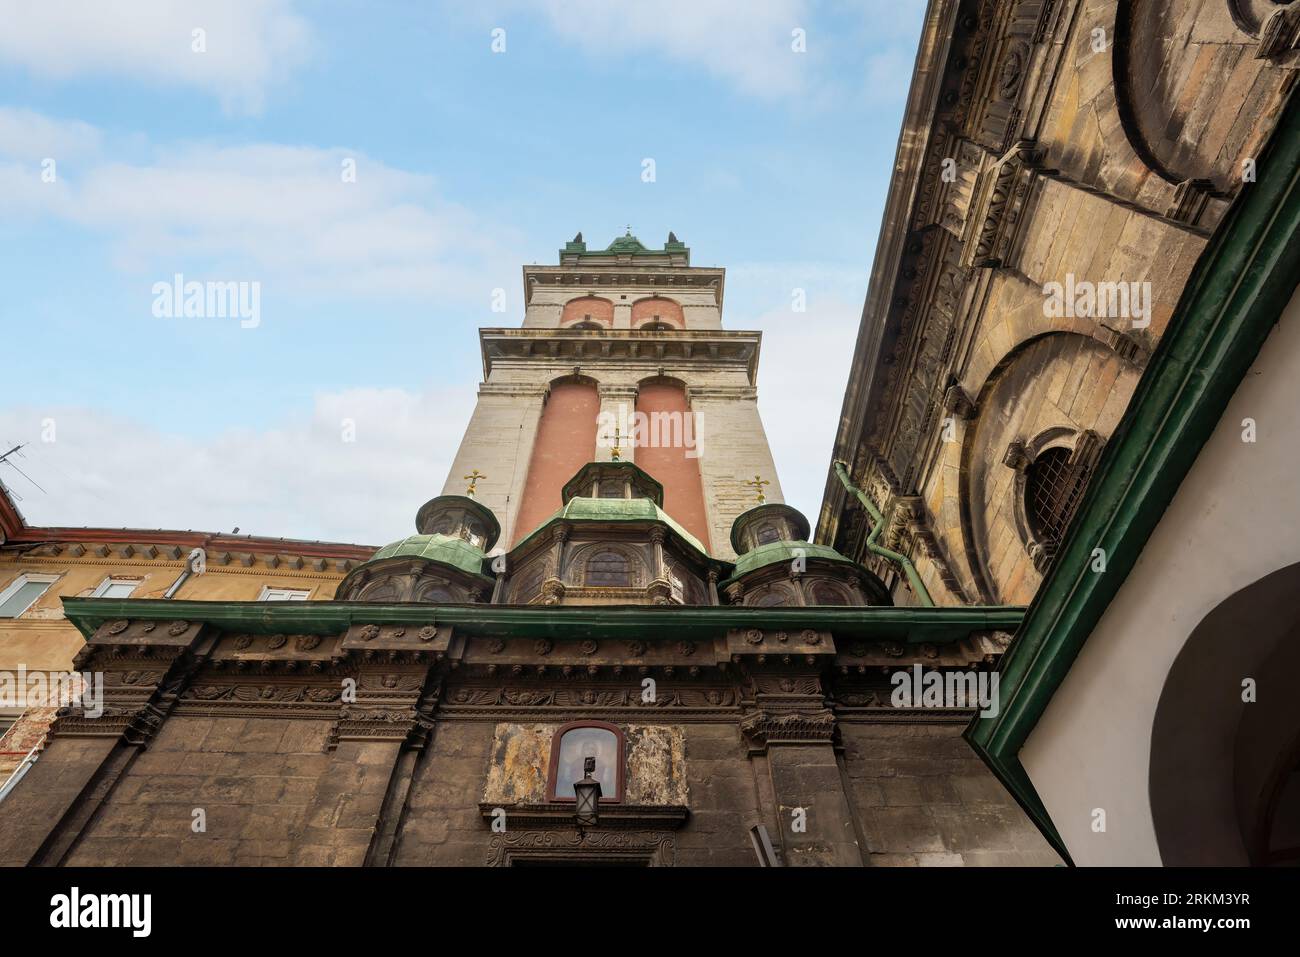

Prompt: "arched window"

[414,582,457,603]
[1025,446,1090,549]
[586,549,631,587]
[811,581,853,606]
[631,297,683,329]
[547,721,624,802]
[512,377,600,546]
[751,587,791,607]
[560,296,613,328]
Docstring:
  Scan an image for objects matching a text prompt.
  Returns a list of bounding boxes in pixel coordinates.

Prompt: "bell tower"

[441,231,782,559]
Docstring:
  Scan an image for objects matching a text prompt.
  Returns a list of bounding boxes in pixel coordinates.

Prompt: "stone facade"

[0,607,1057,866]
[817,0,1296,606]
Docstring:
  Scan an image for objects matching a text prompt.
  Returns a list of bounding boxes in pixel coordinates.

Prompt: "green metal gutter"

[832,461,935,606]
[61,596,1022,645]
[965,88,1300,865]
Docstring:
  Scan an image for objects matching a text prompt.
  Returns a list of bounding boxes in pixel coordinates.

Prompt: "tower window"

[586,549,631,587]
[754,523,781,546]
[547,721,623,802]
[1025,447,1090,549]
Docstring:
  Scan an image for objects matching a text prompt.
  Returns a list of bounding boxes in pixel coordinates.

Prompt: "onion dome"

[721,502,891,606]
[335,494,498,603]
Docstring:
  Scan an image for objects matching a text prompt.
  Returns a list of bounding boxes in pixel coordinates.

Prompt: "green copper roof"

[365,534,490,580]
[515,496,709,557]
[606,232,648,253]
[559,230,690,264]
[721,540,858,586]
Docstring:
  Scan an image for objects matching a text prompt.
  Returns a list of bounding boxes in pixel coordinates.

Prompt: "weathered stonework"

[818,0,1294,606]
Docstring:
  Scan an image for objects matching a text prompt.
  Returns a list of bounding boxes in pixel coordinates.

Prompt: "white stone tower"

[441,231,782,559]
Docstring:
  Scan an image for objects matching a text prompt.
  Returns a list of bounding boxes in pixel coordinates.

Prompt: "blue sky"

[0,0,926,545]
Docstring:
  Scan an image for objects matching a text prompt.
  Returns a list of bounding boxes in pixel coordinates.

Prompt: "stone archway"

[1149,561,1300,865]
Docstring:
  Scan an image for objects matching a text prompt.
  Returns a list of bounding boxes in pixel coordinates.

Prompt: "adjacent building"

[816,0,1300,864]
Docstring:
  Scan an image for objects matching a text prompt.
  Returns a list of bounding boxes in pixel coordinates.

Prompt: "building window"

[754,523,781,546]
[258,586,311,601]
[586,550,631,587]
[546,721,624,802]
[0,574,57,618]
[90,578,139,599]
[1025,446,1089,549]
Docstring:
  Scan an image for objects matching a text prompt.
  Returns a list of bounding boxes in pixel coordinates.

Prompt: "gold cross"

[745,475,770,504]
[464,469,486,497]
[610,426,622,461]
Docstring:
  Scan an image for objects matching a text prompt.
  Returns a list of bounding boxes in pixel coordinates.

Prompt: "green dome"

[364,533,491,580]
[515,496,708,557]
[720,540,859,588]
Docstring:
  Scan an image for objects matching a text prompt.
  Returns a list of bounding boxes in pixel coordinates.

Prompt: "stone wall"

[819,0,1295,607]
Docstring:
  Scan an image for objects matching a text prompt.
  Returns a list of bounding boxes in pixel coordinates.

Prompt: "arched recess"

[958,330,1140,604]
[1114,0,1289,193]
[631,297,683,329]
[1150,562,1300,865]
[561,296,613,328]
[512,376,600,546]
[634,376,710,551]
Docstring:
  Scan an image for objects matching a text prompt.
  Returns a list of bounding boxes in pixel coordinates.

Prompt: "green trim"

[832,461,935,607]
[61,596,1024,645]
[965,89,1300,862]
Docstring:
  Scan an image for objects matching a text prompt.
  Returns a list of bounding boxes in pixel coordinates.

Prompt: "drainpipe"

[832,461,934,607]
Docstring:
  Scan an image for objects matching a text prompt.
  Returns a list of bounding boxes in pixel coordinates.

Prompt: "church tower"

[441,231,782,559]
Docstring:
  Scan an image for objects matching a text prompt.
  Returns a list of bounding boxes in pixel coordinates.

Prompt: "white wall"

[1020,288,1300,865]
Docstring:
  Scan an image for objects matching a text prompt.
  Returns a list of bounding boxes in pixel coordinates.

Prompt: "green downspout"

[833,461,934,607]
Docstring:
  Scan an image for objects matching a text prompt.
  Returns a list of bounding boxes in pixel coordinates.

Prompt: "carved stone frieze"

[961,140,1043,269]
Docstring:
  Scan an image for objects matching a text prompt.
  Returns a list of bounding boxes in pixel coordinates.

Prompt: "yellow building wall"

[0,542,359,782]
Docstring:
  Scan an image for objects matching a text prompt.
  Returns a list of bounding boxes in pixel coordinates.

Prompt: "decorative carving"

[740,709,836,749]
[1003,440,1030,471]
[962,141,1042,270]
[487,829,678,867]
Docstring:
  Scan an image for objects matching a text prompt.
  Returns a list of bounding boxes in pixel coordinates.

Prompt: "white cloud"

[0,387,476,545]
[0,107,103,162]
[0,0,312,113]
[0,121,522,302]
[472,0,810,98]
